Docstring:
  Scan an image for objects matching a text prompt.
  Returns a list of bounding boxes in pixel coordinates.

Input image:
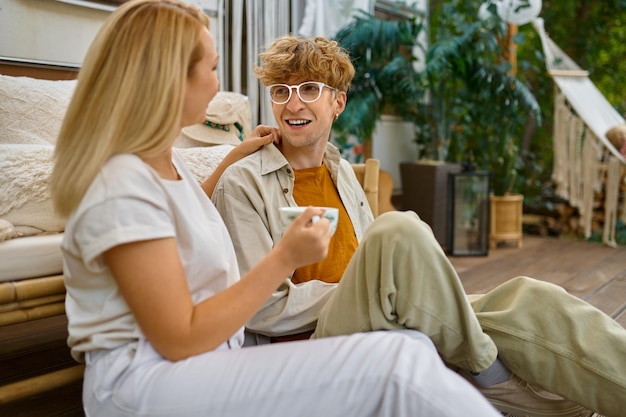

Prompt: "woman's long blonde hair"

[51,0,209,217]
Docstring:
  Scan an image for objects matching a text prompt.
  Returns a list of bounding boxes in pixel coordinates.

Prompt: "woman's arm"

[103,206,329,361]
[201,125,280,197]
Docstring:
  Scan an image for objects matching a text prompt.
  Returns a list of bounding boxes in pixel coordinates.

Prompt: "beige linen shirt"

[212,143,374,336]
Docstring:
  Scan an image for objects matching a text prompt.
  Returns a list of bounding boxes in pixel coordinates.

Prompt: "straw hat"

[606,123,626,148]
[178,91,251,147]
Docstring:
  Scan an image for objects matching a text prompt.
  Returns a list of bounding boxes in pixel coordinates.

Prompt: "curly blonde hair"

[254,36,355,92]
[51,0,209,217]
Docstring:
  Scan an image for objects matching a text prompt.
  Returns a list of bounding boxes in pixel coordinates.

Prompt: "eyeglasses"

[267,81,337,105]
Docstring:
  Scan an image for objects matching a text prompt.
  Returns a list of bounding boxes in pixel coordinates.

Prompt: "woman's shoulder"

[103,153,148,175]
[84,154,161,205]
[103,153,167,184]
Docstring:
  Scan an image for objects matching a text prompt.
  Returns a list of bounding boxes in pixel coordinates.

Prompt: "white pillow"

[175,145,235,182]
[0,144,62,240]
[0,74,76,145]
[0,144,234,241]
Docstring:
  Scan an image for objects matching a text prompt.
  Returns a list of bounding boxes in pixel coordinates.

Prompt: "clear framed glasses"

[267,81,337,104]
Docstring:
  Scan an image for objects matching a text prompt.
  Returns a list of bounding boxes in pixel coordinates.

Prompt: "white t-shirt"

[62,150,243,362]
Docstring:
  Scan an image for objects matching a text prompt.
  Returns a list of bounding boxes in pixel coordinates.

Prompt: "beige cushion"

[0,145,62,241]
[0,234,64,282]
[0,74,244,241]
[0,74,76,145]
[0,143,235,241]
[174,145,235,182]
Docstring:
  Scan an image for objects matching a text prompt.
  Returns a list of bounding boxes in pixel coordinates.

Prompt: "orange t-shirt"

[292,164,358,284]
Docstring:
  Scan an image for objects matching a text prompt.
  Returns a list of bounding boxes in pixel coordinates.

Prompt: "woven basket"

[490,194,524,249]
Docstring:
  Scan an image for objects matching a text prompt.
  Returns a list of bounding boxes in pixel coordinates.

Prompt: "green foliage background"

[428,0,626,204]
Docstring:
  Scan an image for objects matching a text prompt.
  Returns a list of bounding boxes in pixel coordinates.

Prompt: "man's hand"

[274,207,332,270]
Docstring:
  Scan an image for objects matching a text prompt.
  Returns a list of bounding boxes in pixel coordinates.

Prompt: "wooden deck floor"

[2,234,625,416]
[450,234,626,327]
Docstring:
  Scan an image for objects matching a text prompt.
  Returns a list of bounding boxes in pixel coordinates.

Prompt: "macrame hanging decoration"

[604,156,621,247]
[534,18,626,245]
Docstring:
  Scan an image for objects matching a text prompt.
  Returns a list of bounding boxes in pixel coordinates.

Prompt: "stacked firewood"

[523,165,626,239]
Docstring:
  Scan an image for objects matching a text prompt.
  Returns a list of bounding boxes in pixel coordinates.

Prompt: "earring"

[335,114,339,121]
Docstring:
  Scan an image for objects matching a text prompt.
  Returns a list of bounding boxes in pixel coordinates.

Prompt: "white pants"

[83,330,500,417]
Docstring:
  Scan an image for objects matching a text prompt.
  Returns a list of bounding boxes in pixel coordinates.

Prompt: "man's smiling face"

[271,79,346,150]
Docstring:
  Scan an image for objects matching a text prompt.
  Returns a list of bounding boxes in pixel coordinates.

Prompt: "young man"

[212,36,625,417]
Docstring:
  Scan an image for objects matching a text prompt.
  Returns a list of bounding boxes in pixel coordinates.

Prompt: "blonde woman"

[50,1,501,416]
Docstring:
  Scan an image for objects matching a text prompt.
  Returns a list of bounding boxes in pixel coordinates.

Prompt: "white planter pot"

[372,114,418,192]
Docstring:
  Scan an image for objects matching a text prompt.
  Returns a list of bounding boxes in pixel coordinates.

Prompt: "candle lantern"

[447,167,490,256]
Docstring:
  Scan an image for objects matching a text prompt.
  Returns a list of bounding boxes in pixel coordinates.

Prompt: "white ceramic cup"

[278,206,339,236]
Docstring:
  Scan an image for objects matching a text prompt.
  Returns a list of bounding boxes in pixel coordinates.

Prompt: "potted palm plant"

[442,2,541,248]
[331,8,425,162]
[332,7,464,246]
[401,0,541,248]
[333,2,541,249]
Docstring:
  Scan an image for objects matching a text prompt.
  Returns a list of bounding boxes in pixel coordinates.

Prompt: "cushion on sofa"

[0,145,62,241]
[0,233,64,281]
[0,74,77,145]
[0,143,235,241]
[175,145,235,182]
[0,74,247,241]
[0,74,250,147]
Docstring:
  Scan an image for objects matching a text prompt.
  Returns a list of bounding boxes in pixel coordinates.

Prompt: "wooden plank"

[451,236,626,298]
[520,239,620,291]
[0,343,76,385]
[0,62,78,80]
[0,315,75,389]
[449,236,543,291]
[0,365,84,408]
[0,378,83,417]
[448,235,541,275]
[453,237,574,294]
[583,273,626,320]
[563,248,626,298]
[0,316,68,356]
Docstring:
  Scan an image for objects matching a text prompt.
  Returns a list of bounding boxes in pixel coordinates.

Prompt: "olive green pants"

[313,211,626,417]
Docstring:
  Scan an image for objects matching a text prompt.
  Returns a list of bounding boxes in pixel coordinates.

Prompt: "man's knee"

[508,276,566,296]
[367,210,432,240]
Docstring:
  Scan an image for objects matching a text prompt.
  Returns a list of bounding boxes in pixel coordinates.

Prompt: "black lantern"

[447,166,490,256]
